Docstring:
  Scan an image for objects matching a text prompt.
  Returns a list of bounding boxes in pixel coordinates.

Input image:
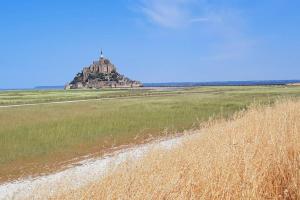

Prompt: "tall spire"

[100,49,104,59]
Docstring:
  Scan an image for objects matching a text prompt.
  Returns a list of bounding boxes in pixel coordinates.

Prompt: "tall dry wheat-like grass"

[56,99,300,200]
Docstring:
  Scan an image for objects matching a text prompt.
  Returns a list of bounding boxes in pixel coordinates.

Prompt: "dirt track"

[0,135,186,199]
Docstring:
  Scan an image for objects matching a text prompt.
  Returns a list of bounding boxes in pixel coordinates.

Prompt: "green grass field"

[0,86,300,182]
[0,88,161,105]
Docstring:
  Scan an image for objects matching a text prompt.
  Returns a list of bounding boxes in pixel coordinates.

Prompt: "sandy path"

[0,98,107,108]
[0,136,185,200]
[0,87,189,109]
[0,93,177,108]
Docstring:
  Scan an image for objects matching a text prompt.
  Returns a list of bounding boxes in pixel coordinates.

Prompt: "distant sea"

[1,80,300,91]
[143,80,300,87]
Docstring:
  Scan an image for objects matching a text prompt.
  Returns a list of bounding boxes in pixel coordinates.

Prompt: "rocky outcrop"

[65,53,142,89]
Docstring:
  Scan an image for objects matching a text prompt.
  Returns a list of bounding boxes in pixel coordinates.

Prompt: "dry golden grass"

[56,99,300,200]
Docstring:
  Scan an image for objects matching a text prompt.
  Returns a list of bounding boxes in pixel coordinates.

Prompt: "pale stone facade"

[83,58,116,82]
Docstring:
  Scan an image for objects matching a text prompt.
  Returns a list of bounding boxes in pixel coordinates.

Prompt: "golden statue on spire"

[100,49,104,59]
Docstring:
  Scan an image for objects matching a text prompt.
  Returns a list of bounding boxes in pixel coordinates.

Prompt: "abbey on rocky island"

[65,51,142,89]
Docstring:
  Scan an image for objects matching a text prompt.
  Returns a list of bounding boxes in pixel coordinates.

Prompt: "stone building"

[82,50,116,81]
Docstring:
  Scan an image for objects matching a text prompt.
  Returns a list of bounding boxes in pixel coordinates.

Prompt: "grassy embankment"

[0,86,300,182]
[57,99,300,200]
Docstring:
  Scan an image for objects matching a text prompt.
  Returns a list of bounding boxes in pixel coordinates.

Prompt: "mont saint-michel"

[65,51,142,89]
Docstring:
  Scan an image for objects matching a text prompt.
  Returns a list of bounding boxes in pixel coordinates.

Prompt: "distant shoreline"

[1,80,300,91]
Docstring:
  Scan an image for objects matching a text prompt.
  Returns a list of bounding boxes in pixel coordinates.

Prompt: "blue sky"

[0,0,299,88]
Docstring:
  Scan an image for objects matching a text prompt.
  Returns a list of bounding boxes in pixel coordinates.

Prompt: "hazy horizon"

[1,80,300,90]
[1,0,300,88]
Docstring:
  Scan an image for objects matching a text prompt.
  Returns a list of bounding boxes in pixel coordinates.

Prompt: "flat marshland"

[0,86,300,183]
[0,89,152,105]
[56,99,300,200]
